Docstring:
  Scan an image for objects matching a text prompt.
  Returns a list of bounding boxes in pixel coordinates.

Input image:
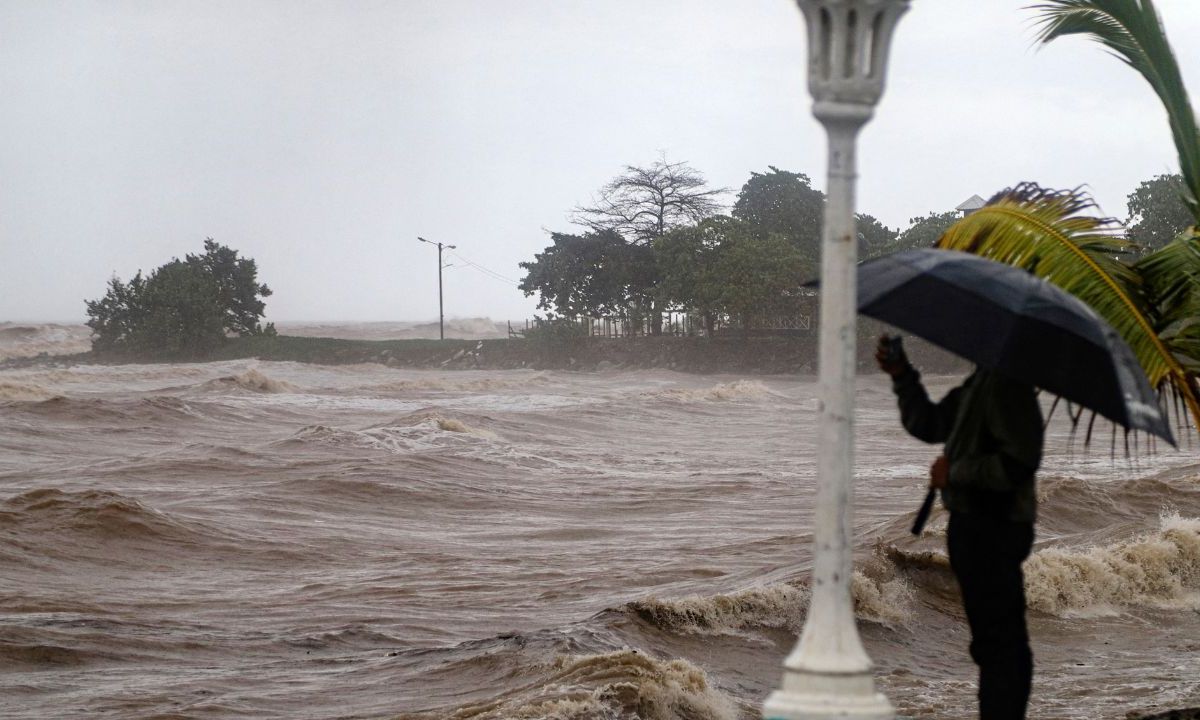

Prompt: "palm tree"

[934,0,1200,432]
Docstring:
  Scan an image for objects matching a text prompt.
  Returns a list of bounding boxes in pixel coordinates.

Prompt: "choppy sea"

[2,323,1198,718]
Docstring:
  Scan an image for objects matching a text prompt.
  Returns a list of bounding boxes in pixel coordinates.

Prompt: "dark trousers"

[947,512,1035,720]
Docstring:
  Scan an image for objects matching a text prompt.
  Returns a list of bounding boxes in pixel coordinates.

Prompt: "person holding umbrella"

[876,337,1042,719]
[859,248,1176,719]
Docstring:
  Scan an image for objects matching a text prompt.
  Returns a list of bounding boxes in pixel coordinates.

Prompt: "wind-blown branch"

[1032,0,1200,222]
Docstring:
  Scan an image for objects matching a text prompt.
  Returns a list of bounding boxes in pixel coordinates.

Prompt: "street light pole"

[417,236,456,340]
[763,2,908,719]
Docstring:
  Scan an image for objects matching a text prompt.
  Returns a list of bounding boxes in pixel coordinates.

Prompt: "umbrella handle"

[910,488,936,536]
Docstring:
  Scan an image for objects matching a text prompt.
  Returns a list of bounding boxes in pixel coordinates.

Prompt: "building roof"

[956,194,987,212]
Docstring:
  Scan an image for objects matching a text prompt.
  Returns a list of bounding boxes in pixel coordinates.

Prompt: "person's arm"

[876,335,960,444]
[893,368,961,444]
[947,374,1043,492]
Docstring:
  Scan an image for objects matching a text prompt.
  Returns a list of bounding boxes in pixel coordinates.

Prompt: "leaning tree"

[569,156,725,332]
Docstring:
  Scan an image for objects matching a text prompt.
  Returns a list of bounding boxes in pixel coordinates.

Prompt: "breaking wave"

[1025,513,1200,616]
[0,322,91,360]
[625,570,912,636]
[627,582,810,635]
[0,381,56,401]
[851,569,916,624]
[286,411,497,454]
[231,368,295,393]
[203,368,296,393]
[372,409,498,437]
[882,545,952,572]
[650,380,771,403]
[436,418,476,434]
[416,650,740,720]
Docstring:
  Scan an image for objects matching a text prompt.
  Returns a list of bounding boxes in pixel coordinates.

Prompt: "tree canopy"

[524,157,1191,351]
[732,167,824,262]
[518,230,655,318]
[901,210,960,248]
[856,212,900,259]
[1125,173,1194,251]
[522,162,1006,336]
[86,239,273,358]
[711,223,807,332]
[571,156,725,244]
[653,218,728,332]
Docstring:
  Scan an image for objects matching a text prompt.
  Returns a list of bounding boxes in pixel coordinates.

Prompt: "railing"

[510,312,813,338]
[750,314,813,332]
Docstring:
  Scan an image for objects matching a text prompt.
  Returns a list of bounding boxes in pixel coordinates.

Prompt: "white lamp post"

[763,2,909,719]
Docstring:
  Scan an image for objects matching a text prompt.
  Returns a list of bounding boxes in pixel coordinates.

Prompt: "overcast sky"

[4,0,1200,323]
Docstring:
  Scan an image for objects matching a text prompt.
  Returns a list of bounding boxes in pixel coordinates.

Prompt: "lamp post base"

[762,668,893,720]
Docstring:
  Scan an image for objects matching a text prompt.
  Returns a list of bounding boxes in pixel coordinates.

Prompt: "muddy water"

[2,345,1199,718]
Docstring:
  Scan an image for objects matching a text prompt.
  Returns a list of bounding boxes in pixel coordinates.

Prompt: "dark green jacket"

[892,367,1043,523]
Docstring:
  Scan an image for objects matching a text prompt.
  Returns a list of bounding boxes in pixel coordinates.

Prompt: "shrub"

[85,239,272,358]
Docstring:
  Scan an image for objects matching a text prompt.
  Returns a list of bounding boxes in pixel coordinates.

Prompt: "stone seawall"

[216,334,968,375]
[4,333,969,376]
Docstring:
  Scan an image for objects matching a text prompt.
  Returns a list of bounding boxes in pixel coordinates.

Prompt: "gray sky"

[3,0,1199,323]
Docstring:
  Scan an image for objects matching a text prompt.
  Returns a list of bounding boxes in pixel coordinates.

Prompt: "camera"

[883,335,904,365]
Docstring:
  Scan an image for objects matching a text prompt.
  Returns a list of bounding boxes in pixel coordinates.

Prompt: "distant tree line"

[518,157,958,335]
[86,239,274,358]
[520,157,1194,337]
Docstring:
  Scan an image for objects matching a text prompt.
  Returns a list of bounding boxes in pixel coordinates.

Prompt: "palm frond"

[1134,233,1200,369]
[1135,233,1200,318]
[937,182,1200,428]
[1031,0,1200,220]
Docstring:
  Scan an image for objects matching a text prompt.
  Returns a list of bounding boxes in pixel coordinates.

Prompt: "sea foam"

[651,380,771,403]
[289,413,496,454]
[231,368,295,393]
[1025,512,1200,615]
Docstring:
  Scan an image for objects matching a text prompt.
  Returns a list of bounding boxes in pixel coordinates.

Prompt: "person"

[876,335,1043,720]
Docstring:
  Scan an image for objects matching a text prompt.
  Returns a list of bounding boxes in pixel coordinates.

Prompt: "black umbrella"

[856,249,1175,533]
[857,248,1173,445]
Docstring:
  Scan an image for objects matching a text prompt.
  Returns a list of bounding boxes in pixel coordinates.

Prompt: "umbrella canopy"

[857,248,1175,445]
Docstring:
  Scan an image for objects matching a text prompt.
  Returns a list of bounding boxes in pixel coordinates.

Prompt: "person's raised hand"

[875,335,910,378]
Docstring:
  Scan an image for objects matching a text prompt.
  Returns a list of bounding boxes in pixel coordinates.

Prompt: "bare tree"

[571,155,726,244]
